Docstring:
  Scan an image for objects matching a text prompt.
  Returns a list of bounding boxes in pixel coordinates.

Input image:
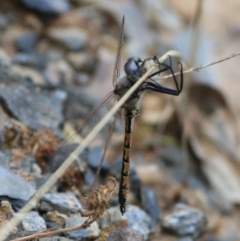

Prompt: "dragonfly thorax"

[114,75,143,109]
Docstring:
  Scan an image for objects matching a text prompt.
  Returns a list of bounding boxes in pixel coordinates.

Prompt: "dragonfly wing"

[112,16,125,87]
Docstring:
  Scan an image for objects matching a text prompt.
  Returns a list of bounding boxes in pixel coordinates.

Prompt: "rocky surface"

[0,1,239,241]
[161,203,207,239]
[0,165,36,211]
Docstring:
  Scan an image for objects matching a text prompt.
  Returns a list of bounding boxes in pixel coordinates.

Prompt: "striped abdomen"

[118,108,138,215]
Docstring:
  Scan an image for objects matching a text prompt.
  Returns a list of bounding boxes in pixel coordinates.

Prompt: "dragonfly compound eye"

[124,57,143,81]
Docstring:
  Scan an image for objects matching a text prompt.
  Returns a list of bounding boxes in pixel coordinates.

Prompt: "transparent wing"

[62,17,126,192]
[64,91,117,143]
[112,16,125,87]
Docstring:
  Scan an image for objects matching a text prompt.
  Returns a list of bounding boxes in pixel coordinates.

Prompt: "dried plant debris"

[45,211,67,226]
[0,201,14,230]
[30,129,58,159]
[3,119,30,149]
[79,177,117,224]
[28,129,59,172]
[3,120,59,175]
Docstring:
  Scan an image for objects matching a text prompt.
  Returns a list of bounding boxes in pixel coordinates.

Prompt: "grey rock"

[64,85,98,121]
[159,146,183,166]
[129,162,142,204]
[40,193,82,214]
[141,187,160,229]
[161,203,207,239]
[0,13,16,30]
[21,156,35,173]
[159,146,186,184]
[0,165,36,211]
[87,146,110,174]
[43,60,74,86]
[10,66,45,87]
[48,28,88,51]
[5,231,36,241]
[84,169,95,186]
[67,52,95,72]
[0,85,66,132]
[99,205,152,240]
[11,53,46,70]
[22,0,71,14]
[15,32,39,52]
[65,214,99,239]
[98,207,127,229]
[46,143,88,173]
[0,49,10,78]
[107,228,144,241]
[0,151,10,166]
[125,205,152,240]
[175,237,194,241]
[75,72,89,86]
[22,211,46,232]
[34,174,51,189]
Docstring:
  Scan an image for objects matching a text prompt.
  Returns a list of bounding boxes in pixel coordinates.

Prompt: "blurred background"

[1,0,240,240]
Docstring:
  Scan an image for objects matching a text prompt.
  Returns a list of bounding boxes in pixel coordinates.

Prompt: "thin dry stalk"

[182,0,204,184]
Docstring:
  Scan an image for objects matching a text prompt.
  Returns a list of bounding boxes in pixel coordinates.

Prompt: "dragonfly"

[79,16,183,215]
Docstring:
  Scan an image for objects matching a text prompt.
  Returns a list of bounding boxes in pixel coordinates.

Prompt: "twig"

[12,219,91,241]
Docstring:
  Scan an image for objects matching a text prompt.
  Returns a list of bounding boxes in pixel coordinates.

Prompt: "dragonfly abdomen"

[118,107,138,215]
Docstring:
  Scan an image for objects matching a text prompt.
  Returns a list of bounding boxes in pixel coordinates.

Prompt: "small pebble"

[15,32,39,52]
[22,211,46,232]
[125,205,153,240]
[141,187,161,230]
[87,146,110,174]
[161,203,207,239]
[48,28,88,51]
[65,214,99,239]
[0,165,36,211]
[22,0,71,14]
[107,228,144,241]
[11,52,46,69]
[40,193,82,214]
[99,205,152,240]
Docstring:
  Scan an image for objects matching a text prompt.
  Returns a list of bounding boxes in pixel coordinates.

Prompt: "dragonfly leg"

[144,56,183,96]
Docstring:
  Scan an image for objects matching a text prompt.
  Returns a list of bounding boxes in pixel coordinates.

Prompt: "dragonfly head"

[124,57,144,82]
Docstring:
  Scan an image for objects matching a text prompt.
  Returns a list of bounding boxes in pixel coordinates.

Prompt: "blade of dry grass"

[0,51,240,240]
[182,0,204,184]
[188,0,203,64]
